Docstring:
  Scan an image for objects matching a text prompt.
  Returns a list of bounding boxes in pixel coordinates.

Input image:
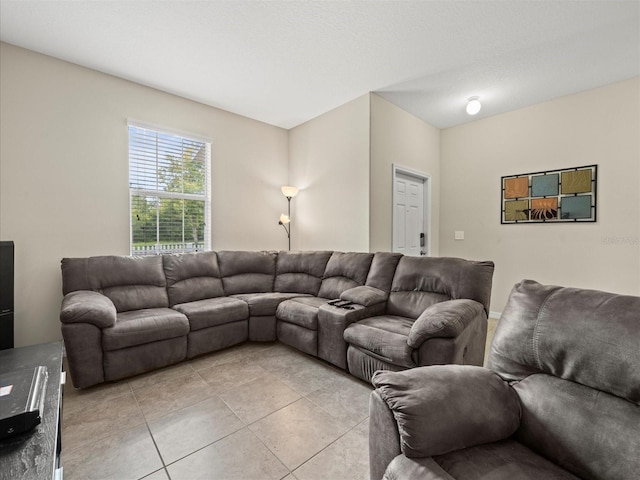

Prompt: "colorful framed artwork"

[501,165,597,224]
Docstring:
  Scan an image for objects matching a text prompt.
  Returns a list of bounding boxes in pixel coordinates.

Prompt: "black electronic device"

[0,240,15,350]
[0,366,48,440]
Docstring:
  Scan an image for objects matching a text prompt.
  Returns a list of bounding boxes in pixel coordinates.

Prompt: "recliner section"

[276,251,374,357]
[60,250,494,388]
[163,250,248,358]
[344,256,494,381]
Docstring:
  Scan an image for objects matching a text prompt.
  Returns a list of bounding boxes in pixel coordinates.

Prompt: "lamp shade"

[281,185,299,198]
[279,213,290,224]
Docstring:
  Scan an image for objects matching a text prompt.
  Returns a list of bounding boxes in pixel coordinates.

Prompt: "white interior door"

[393,171,427,256]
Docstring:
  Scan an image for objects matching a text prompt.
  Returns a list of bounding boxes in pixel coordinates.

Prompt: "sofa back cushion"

[274,251,333,295]
[387,256,494,319]
[61,255,168,312]
[488,279,640,404]
[365,252,403,292]
[217,250,276,295]
[163,251,224,306]
[317,252,374,299]
[513,373,639,480]
[488,280,640,480]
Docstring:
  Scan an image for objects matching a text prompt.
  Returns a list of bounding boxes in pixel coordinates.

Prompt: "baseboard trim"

[489,311,502,320]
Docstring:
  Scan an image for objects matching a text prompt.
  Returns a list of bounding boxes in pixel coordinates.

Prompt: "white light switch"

[454,231,465,240]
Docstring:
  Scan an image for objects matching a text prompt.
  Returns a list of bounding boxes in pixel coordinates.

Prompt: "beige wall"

[370,94,441,254]
[289,93,440,254]
[440,78,640,315]
[3,41,638,347]
[0,43,289,347]
[288,95,370,251]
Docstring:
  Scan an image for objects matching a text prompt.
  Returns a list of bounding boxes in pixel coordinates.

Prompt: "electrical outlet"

[454,231,465,240]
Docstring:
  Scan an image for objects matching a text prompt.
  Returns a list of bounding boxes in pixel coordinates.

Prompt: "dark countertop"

[0,342,64,480]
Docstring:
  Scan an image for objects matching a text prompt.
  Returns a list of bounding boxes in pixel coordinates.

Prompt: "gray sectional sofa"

[59,250,494,388]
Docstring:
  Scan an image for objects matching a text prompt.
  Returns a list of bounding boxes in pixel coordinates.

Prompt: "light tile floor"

[62,317,499,480]
[62,342,373,480]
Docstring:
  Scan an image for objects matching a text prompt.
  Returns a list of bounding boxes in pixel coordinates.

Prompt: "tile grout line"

[136,346,287,471]
[128,363,196,396]
[61,383,143,458]
[152,392,247,469]
[145,345,297,474]
[231,347,369,476]
[219,388,302,428]
[67,343,370,479]
[62,381,135,417]
[243,416,294,477]
[152,376,295,476]
[130,374,238,476]
[209,347,309,477]
[131,384,171,480]
[302,387,371,426]
[290,415,369,477]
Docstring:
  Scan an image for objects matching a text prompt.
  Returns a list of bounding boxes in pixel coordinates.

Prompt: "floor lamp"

[278,185,298,250]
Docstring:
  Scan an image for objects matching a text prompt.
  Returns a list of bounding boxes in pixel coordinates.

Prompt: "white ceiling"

[1,1,638,129]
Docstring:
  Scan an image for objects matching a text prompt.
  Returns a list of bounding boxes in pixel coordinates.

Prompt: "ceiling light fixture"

[466,96,482,115]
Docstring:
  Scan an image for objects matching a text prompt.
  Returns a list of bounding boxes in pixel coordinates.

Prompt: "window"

[128,122,211,255]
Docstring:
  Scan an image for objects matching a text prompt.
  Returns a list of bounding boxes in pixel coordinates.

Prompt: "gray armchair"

[369,280,640,480]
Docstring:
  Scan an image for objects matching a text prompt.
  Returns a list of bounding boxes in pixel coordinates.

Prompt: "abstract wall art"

[501,165,597,224]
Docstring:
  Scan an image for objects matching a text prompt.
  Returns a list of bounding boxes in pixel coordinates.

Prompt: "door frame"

[392,164,432,256]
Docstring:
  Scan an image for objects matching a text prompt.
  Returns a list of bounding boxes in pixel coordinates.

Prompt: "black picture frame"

[501,165,597,224]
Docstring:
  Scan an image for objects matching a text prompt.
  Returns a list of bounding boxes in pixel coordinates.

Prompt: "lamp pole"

[286,196,291,250]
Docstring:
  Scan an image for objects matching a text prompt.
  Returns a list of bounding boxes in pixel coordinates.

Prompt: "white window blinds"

[128,123,211,255]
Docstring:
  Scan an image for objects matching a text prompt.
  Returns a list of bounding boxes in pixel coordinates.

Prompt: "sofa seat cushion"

[173,297,249,331]
[103,308,189,351]
[276,296,331,330]
[232,292,309,317]
[431,438,580,480]
[344,315,415,368]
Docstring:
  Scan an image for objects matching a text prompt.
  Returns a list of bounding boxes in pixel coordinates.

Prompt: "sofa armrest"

[317,302,386,369]
[372,365,521,458]
[60,290,117,328]
[340,285,387,306]
[370,389,402,480]
[408,299,485,348]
